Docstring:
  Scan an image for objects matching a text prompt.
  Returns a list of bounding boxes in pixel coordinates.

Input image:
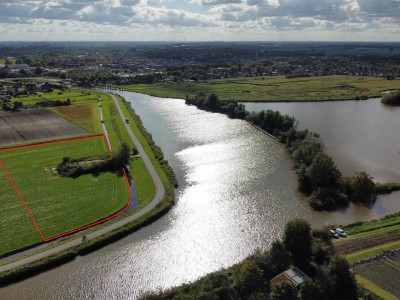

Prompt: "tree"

[307,152,341,189]
[283,218,312,270]
[328,257,358,300]
[343,171,376,205]
[12,101,23,111]
[236,259,264,297]
[381,90,400,105]
[270,240,291,272]
[272,282,298,300]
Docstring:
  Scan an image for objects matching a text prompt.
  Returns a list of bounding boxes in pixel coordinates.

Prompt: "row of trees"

[246,109,376,210]
[146,219,360,300]
[381,90,400,105]
[57,143,131,178]
[185,92,247,120]
[186,91,377,211]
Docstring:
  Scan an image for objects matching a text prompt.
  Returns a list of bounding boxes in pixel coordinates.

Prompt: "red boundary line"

[0,134,133,242]
[0,159,46,241]
[0,134,104,153]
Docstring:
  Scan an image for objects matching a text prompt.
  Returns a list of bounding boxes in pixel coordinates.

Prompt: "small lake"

[244,99,400,183]
[0,93,399,300]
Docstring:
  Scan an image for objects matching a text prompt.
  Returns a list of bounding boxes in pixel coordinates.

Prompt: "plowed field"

[0,109,87,147]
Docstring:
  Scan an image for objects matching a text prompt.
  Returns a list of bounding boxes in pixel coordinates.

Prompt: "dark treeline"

[185,91,247,119]
[144,218,364,300]
[186,92,376,211]
[381,90,400,105]
[57,143,131,178]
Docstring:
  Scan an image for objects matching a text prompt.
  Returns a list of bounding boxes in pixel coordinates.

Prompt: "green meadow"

[121,75,400,101]
[0,137,130,257]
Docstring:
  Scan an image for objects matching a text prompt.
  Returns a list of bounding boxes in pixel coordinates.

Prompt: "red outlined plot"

[0,135,132,243]
[0,159,46,241]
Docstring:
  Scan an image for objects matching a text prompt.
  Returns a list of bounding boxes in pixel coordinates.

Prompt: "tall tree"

[283,218,312,270]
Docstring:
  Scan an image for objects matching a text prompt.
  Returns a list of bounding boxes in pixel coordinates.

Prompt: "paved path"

[0,93,165,273]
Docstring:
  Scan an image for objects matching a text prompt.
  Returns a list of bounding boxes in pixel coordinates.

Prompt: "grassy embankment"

[0,91,176,285]
[120,75,400,102]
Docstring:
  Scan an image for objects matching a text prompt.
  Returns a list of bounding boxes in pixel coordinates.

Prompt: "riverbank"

[0,93,176,286]
[115,75,400,102]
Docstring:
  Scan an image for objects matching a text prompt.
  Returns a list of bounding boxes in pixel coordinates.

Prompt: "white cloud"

[0,0,399,41]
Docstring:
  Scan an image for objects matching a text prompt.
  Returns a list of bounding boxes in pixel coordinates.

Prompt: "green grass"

[130,157,155,205]
[10,89,102,106]
[347,241,400,263]
[0,137,130,257]
[344,212,400,235]
[120,75,400,101]
[0,59,16,64]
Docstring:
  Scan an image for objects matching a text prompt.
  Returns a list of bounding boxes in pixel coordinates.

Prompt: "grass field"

[10,89,103,107]
[120,75,400,101]
[0,136,130,257]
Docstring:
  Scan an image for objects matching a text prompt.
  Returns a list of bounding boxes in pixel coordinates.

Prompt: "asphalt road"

[0,92,166,273]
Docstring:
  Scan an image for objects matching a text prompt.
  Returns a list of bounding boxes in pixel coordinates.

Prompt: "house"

[270,267,311,293]
[26,83,37,92]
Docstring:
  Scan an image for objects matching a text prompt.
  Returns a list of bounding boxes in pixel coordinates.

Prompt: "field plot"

[0,136,131,257]
[0,109,87,147]
[122,75,400,101]
[354,253,400,299]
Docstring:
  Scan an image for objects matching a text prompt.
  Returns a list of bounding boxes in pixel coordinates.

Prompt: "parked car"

[335,228,347,237]
[329,229,339,238]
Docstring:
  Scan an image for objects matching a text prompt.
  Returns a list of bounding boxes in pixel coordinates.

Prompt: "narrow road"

[0,93,165,273]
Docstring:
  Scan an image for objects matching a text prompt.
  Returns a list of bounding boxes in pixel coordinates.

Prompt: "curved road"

[0,92,165,273]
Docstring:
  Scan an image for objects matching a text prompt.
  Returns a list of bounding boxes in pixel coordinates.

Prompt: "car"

[125,118,129,124]
[335,228,347,237]
[329,229,339,238]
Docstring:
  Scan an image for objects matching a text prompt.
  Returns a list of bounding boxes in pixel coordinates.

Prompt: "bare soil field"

[334,228,400,255]
[0,109,87,147]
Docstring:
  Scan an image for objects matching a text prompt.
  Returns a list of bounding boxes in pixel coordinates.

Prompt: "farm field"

[0,109,87,147]
[0,136,130,257]
[121,75,400,101]
[353,253,400,299]
[9,89,103,107]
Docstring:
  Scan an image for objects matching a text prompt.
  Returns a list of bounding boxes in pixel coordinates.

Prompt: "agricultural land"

[334,213,400,299]
[0,88,159,260]
[118,75,400,102]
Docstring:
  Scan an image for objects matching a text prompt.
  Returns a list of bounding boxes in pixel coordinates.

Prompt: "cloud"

[0,0,399,40]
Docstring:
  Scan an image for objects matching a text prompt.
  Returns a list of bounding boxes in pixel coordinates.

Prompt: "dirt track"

[0,109,87,147]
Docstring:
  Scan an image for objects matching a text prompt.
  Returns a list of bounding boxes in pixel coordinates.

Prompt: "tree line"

[57,143,131,178]
[381,90,400,106]
[144,218,363,300]
[186,92,377,211]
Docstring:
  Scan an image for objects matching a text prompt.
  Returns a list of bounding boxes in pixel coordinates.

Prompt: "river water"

[1,93,399,299]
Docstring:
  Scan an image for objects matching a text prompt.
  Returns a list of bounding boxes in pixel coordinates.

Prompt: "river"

[1,93,399,299]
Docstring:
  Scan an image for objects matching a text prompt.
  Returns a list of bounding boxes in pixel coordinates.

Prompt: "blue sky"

[0,0,399,41]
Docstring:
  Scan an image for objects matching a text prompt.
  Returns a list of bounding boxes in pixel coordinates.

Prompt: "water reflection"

[1,93,399,300]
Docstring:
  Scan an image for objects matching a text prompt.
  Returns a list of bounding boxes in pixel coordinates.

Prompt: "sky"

[0,0,399,41]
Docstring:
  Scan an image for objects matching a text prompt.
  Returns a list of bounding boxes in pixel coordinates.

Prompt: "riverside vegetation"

[185,92,397,211]
[144,218,362,300]
[381,90,400,106]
